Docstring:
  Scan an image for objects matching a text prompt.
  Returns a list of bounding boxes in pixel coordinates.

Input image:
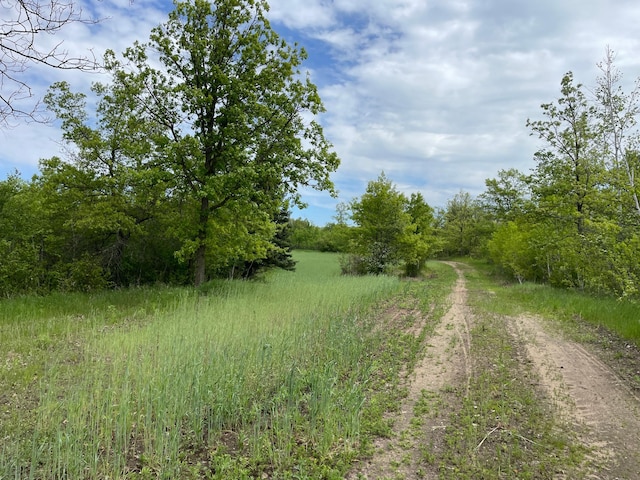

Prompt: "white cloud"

[267,0,334,29]
[3,0,640,226]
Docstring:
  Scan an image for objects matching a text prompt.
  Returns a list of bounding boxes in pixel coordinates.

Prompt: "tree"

[289,218,322,250]
[0,0,99,125]
[486,221,535,284]
[345,175,438,276]
[438,191,492,257]
[347,173,413,274]
[526,72,604,235]
[234,208,297,279]
[595,47,640,221]
[106,0,339,286]
[403,192,440,276]
[42,80,172,285]
[480,168,530,222]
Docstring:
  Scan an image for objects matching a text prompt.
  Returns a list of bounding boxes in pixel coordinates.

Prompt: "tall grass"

[1,251,402,479]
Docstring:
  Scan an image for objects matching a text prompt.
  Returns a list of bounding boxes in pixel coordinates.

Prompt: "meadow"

[0,251,433,479]
[3,253,640,479]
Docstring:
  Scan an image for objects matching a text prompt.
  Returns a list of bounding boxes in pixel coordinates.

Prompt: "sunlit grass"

[1,251,405,479]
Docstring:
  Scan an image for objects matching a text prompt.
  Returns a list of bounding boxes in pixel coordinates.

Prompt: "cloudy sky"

[2,0,640,225]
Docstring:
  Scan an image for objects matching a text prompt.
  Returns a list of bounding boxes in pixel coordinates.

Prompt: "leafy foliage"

[103,0,339,286]
[0,0,338,296]
[484,61,640,298]
[343,173,440,276]
[438,191,493,257]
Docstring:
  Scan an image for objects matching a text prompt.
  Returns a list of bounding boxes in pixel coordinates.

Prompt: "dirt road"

[349,262,640,479]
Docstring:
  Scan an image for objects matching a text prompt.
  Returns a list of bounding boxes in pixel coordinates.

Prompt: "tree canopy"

[0,0,339,295]
[104,0,339,286]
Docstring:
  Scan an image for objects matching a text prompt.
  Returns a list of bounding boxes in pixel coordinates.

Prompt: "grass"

[437,315,584,479]
[465,258,640,347]
[2,251,408,479]
[6,254,630,478]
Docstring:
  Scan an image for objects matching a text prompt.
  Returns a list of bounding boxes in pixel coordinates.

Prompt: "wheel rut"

[510,314,640,478]
[347,262,472,480]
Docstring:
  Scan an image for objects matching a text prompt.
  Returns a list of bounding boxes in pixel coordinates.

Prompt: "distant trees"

[438,191,493,257]
[289,208,350,252]
[340,174,440,276]
[479,168,530,223]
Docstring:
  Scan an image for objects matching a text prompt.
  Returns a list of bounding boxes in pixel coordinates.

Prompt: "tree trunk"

[194,243,206,287]
[194,196,209,287]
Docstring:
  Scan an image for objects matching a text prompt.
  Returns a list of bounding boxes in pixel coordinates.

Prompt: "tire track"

[510,314,640,478]
[348,262,472,480]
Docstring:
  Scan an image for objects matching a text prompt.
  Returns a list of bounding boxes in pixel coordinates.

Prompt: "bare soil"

[348,262,473,479]
[348,262,640,479]
[511,314,640,479]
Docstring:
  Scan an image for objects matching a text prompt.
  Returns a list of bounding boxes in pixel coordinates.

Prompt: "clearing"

[348,261,640,479]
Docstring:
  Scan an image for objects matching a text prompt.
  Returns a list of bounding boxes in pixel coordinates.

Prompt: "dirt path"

[348,262,640,479]
[348,262,473,479]
[511,315,640,478]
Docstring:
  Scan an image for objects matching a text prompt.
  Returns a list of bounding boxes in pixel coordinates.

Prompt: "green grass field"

[3,253,639,479]
[1,251,408,479]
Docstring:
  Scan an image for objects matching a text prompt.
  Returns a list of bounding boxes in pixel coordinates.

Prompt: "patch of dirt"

[510,314,640,479]
[348,262,473,479]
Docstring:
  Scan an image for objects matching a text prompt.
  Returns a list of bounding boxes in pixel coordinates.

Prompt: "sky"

[2,0,640,225]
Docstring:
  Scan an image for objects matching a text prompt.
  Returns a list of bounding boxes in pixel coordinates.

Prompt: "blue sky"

[2,0,640,225]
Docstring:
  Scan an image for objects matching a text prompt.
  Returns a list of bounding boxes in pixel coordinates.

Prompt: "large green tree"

[106,0,339,286]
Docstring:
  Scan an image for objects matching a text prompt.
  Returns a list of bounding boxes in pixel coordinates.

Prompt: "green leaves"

[345,174,439,276]
[0,0,340,294]
[110,0,339,285]
[483,61,640,298]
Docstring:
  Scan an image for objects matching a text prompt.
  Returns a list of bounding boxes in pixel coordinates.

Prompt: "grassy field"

[0,251,457,479]
[3,253,639,479]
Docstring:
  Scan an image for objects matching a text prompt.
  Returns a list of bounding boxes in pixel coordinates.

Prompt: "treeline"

[483,57,640,298]
[293,51,640,298]
[288,185,488,276]
[4,41,640,299]
[482,50,640,298]
[0,166,301,295]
